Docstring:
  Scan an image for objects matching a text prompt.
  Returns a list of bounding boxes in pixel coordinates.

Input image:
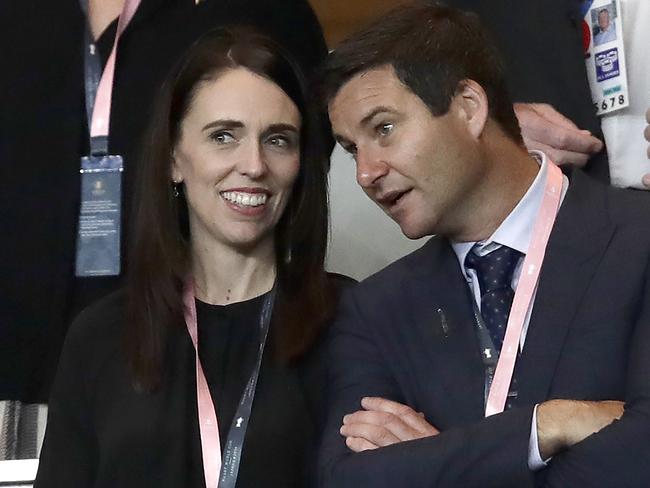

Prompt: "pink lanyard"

[183,281,223,488]
[183,279,276,488]
[89,0,141,139]
[484,161,564,417]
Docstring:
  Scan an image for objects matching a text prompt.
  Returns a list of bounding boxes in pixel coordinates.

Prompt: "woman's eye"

[267,134,296,149]
[377,123,394,136]
[209,131,235,144]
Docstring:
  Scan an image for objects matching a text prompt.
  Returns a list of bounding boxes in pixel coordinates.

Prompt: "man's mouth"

[376,189,410,208]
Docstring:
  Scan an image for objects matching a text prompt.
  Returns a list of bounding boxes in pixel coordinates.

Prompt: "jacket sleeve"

[540,258,650,487]
[319,288,537,488]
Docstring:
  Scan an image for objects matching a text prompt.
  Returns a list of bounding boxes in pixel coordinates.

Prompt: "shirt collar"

[451,151,551,268]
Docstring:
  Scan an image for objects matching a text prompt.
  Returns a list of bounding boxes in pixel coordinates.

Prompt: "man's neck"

[449,133,539,243]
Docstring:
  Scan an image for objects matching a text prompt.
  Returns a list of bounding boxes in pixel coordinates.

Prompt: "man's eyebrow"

[359,106,396,128]
[201,119,244,132]
[333,134,352,148]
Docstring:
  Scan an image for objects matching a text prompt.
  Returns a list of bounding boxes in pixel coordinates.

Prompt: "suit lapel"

[402,238,486,424]
[516,171,615,405]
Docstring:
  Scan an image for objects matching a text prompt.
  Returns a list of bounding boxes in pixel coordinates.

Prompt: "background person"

[34,28,345,488]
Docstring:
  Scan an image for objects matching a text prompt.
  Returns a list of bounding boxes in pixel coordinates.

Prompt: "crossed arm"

[320,268,650,487]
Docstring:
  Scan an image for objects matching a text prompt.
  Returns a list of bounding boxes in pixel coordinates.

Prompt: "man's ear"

[452,79,489,140]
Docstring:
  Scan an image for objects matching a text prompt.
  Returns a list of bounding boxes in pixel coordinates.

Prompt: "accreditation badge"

[74,154,123,277]
[582,0,630,115]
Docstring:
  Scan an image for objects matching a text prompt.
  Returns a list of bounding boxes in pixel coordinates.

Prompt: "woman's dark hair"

[318,1,523,144]
[126,27,334,390]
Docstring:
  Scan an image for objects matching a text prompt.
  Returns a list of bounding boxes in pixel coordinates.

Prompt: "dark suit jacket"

[320,170,650,487]
[448,0,609,182]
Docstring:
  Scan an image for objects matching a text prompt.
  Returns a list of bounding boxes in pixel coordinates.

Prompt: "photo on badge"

[591,3,618,47]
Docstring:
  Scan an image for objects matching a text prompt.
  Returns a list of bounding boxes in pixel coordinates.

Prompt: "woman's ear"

[170,150,183,184]
[451,79,489,140]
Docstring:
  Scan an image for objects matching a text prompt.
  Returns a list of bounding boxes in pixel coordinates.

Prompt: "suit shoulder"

[604,184,650,234]
[350,237,439,299]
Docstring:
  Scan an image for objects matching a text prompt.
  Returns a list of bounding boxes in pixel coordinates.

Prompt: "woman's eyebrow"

[201,119,244,132]
[263,123,299,134]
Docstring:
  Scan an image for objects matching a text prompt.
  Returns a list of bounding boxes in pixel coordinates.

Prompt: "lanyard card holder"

[75,152,123,277]
[582,0,630,115]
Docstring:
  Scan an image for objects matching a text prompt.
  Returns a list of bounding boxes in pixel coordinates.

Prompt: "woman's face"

[172,68,301,252]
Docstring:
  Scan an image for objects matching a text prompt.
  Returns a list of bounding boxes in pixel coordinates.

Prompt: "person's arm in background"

[514,103,603,167]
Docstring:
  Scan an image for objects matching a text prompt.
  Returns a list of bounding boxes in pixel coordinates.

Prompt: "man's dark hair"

[318,1,523,144]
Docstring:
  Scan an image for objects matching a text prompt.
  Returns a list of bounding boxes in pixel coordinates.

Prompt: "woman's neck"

[87,0,124,41]
[190,236,276,306]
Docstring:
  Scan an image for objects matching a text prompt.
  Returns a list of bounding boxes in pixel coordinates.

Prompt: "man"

[594,8,617,46]
[318,3,650,487]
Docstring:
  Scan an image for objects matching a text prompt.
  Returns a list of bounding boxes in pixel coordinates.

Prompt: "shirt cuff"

[528,404,549,470]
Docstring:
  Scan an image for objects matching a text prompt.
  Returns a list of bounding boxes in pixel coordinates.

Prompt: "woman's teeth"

[221,191,268,207]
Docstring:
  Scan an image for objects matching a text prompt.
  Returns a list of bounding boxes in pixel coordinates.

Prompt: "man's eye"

[377,123,394,136]
[209,131,235,144]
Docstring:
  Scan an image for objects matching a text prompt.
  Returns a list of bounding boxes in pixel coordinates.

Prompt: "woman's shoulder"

[65,289,127,352]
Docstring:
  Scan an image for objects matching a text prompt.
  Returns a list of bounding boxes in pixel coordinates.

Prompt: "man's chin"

[398,221,430,240]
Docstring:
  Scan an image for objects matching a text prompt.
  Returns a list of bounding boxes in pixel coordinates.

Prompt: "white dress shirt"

[450,151,569,469]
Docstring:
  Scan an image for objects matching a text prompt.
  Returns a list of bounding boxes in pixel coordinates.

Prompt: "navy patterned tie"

[465,245,523,351]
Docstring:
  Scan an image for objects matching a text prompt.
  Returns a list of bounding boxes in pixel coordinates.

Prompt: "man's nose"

[356,147,389,189]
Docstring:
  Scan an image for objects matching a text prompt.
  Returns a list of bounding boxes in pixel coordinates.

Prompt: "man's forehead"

[329,66,402,122]
[336,65,397,99]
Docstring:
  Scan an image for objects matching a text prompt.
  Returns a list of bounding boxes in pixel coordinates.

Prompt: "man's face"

[328,65,485,239]
[598,10,610,30]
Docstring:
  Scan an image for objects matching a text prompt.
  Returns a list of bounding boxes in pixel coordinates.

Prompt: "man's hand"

[536,399,624,460]
[514,103,604,167]
[642,108,650,188]
[340,397,440,452]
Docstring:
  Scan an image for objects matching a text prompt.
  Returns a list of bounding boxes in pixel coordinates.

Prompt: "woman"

[35,28,345,488]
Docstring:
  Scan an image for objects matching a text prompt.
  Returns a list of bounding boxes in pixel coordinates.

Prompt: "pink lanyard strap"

[484,161,564,417]
[89,0,141,139]
[183,280,222,488]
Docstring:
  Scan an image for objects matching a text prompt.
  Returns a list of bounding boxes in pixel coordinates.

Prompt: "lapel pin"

[437,308,449,338]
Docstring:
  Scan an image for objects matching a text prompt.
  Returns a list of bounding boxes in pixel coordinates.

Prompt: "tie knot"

[465,245,522,295]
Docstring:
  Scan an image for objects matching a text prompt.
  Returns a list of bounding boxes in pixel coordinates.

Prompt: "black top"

[34,288,332,488]
[0,0,328,402]
[196,295,265,446]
